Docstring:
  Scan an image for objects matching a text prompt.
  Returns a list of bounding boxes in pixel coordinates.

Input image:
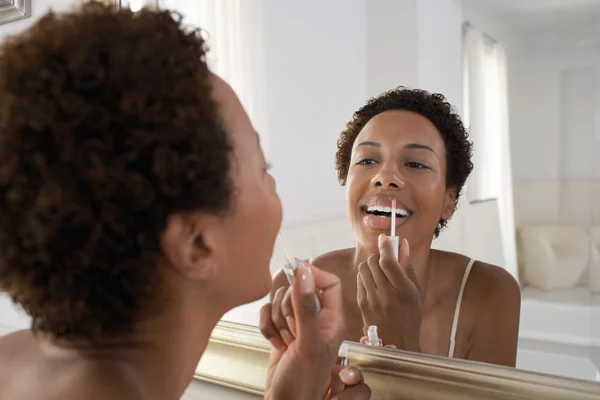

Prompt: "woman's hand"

[260,264,342,400]
[357,234,424,352]
[327,365,372,400]
[260,264,371,400]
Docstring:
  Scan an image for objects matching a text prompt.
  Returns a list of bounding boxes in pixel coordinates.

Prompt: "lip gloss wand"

[388,199,399,260]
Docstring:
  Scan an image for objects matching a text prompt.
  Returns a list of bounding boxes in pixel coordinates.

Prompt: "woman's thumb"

[291,266,321,342]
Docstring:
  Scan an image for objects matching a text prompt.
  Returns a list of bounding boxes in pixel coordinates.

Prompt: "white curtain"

[159,0,269,155]
[463,24,518,280]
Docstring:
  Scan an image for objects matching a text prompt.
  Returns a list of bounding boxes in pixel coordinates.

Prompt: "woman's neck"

[129,293,224,399]
[43,293,223,400]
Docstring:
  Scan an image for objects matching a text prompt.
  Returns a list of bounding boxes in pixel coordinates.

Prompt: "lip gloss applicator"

[277,230,322,314]
[389,199,399,261]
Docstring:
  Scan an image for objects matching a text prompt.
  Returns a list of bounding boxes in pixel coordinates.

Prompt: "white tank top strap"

[448,258,476,358]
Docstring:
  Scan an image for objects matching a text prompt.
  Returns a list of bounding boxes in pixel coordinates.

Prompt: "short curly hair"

[0,3,233,340]
[335,87,473,237]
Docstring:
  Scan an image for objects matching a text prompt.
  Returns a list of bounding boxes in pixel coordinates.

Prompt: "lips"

[359,195,412,231]
[363,204,409,218]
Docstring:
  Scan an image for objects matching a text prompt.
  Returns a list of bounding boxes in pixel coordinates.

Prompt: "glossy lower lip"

[361,210,410,231]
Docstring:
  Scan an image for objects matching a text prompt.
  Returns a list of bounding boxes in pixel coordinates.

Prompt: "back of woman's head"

[0,2,232,340]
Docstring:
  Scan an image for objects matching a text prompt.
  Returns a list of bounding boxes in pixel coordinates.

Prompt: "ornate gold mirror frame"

[196,322,600,400]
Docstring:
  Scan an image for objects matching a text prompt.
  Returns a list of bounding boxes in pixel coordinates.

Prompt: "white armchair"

[590,226,600,293]
[519,225,590,291]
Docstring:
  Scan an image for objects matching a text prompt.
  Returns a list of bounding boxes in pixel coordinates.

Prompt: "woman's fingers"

[259,303,286,351]
[280,287,296,337]
[377,234,410,290]
[328,366,367,399]
[399,238,424,301]
[366,254,388,289]
[357,261,377,294]
[339,366,364,386]
[309,264,343,314]
[329,383,372,400]
[272,286,294,345]
[357,274,368,311]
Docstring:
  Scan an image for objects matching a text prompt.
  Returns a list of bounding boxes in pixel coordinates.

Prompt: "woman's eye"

[406,162,426,169]
[356,159,376,166]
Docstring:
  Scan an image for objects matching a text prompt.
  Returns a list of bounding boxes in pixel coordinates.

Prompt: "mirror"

[0,0,31,26]
[168,0,598,383]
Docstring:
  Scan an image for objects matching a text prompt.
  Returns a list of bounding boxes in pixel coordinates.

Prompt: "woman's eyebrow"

[356,140,438,158]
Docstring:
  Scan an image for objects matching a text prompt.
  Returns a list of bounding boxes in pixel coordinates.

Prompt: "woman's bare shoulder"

[470,260,521,300]
[0,331,146,400]
[52,362,147,400]
[0,330,36,362]
[432,249,521,303]
[310,248,354,269]
[270,248,354,298]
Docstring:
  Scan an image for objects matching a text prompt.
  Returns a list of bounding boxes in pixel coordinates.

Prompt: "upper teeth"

[366,205,409,217]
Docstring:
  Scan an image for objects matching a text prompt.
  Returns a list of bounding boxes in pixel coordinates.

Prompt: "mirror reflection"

[199,0,599,382]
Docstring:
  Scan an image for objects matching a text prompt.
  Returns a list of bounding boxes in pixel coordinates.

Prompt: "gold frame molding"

[196,321,600,400]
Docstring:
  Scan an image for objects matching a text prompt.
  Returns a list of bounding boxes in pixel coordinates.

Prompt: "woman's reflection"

[268,88,521,367]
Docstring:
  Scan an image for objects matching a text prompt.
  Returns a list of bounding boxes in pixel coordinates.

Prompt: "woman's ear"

[441,188,458,220]
[160,213,221,281]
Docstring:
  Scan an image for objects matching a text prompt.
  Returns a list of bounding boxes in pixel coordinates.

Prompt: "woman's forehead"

[209,74,256,150]
[354,110,444,151]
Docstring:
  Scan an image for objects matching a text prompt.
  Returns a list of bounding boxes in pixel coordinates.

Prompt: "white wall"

[509,29,600,230]
[263,0,365,223]
[511,49,600,182]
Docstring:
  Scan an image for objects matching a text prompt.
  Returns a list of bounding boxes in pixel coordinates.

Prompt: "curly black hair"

[335,87,473,238]
[0,2,232,341]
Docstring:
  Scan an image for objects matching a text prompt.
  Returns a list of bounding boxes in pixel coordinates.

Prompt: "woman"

[267,88,521,367]
[0,3,370,399]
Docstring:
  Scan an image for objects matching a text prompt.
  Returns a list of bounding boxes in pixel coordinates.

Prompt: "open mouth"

[361,205,411,219]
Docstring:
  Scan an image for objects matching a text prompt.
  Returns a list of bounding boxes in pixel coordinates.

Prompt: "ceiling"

[479,0,600,33]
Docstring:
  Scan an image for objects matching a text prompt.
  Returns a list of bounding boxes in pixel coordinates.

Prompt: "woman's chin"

[248,270,273,303]
[356,233,380,255]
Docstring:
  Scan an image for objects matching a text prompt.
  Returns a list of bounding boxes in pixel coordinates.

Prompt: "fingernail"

[339,367,357,382]
[298,266,315,294]
[286,316,297,337]
[403,238,410,257]
[378,233,386,248]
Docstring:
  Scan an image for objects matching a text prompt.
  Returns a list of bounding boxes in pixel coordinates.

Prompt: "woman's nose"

[371,166,405,189]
